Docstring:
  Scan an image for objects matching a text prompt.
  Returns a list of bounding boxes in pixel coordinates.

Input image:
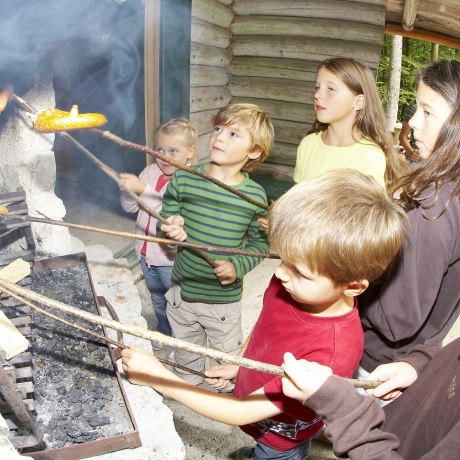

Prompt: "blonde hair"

[214,103,275,171]
[269,169,406,285]
[154,118,197,161]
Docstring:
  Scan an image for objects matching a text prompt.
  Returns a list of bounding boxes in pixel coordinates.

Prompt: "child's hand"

[121,343,168,386]
[204,363,239,390]
[365,361,418,400]
[281,352,332,402]
[161,216,187,241]
[119,173,146,195]
[258,217,269,232]
[213,260,237,285]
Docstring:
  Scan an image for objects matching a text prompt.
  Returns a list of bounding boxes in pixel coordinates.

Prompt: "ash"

[30,261,134,450]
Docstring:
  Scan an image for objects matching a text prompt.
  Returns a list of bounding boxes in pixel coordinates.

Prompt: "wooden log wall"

[190,0,233,162]
[190,0,386,179]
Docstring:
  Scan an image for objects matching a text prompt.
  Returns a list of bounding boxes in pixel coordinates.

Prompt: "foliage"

[377,34,459,121]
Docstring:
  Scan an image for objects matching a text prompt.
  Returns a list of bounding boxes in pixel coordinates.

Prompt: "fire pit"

[21,252,141,458]
[0,196,141,460]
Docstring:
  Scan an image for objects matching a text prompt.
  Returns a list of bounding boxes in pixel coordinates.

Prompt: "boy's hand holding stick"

[0,277,380,390]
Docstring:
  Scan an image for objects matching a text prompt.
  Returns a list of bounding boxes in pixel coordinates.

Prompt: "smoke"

[0,0,144,131]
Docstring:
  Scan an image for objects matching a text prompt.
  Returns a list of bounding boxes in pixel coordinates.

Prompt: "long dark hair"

[309,57,407,190]
[392,60,460,217]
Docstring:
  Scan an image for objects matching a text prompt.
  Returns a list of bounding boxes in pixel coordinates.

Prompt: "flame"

[70,104,79,118]
[0,85,13,113]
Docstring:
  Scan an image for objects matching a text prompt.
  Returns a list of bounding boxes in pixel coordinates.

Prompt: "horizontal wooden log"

[253,162,295,183]
[271,119,309,144]
[231,96,315,124]
[229,56,318,81]
[231,0,385,26]
[230,16,383,45]
[190,86,232,112]
[192,0,234,28]
[190,108,219,136]
[268,141,298,166]
[197,133,212,162]
[191,65,230,87]
[191,17,231,48]
[384,23,460,50]
[229,76,315,104]
[215,0,233,5]
[191,42,232,67]
[230,36,380,69]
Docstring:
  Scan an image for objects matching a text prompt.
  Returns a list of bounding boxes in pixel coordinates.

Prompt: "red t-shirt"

[233,276,363,452]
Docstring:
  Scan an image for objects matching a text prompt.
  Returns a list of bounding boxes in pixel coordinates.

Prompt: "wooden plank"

[191,42,232,67]
[230,36,381,69]
[271,119,309,144]
[230,56,319,81]
[229,76,315,104]
[0,310,30,360]
[0,259,31,359]
[192,0,234,28]
[0,259,30,286]
[268,141,298,166]
[196,133,212,162]
[253,162,295,182]
[231,16,383,44]
[0,251,35,266]
[191,17,232,48]
[231,0,385,26]
[190,86,232,112]
[231,96,315,124]
[191,65,229,87]
[190,108,219,135]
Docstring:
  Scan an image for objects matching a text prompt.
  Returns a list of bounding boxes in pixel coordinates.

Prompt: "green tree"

[377,35,458,121]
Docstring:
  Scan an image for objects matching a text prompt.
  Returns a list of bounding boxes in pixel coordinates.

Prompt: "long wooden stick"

[0,278,380,390]
[11,93,217,268]
[93,129,269,211]
[2,287,207,379]
[26,216,278,259]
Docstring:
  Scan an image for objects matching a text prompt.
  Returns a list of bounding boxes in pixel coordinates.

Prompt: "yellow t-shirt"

[293,132,386,187]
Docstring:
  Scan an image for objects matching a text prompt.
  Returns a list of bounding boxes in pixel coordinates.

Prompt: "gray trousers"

[165,284,243,385]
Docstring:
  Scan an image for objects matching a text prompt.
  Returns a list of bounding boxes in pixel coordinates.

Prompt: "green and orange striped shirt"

[160,164,269,303]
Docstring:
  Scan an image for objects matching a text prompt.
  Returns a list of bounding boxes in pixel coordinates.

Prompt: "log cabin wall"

[190,0,386,179]
[190,0,234,162]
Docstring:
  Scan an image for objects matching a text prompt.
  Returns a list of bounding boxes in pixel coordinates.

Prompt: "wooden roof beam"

[385,23,460,50]
[403,0,419,31]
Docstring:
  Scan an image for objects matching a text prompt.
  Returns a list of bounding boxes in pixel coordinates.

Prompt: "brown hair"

[214,103,275,171]
[309,57,408,190]
[269,169,406,285]
[392,60,460,217]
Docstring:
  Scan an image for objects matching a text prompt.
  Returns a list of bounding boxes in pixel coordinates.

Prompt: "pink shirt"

[120,163,176,266]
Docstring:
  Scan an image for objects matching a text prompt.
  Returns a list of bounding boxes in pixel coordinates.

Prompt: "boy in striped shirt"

[159,103,274,385]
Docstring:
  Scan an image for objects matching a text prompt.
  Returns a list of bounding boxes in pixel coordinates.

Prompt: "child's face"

[154,133,195,176]
[275,261,345,311]
[314,67,363,126]
[209,123,261,168]
[409,81,452,160]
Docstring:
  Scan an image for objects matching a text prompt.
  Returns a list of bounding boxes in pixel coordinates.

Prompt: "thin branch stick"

[93,129,269,211]
[0,278,380,390]
[11,93,217,268]
[3,287,207,378]
[27,216,278,259]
